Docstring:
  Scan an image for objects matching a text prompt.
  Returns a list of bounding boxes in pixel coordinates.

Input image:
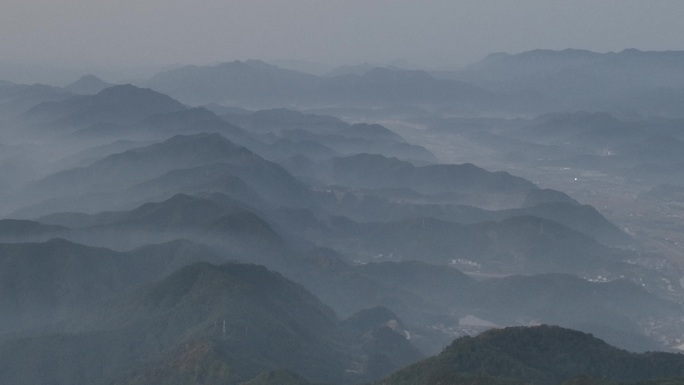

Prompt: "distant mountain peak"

[26,83,187,127]
[94,84,173,101]
[361,67,435,82]
[65,74,113,95]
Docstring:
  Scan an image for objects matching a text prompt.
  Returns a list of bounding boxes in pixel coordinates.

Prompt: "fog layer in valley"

[2,49,684,385]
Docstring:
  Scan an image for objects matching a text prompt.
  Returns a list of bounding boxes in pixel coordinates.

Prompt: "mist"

[3,2,684,385]
[2,1,684,84]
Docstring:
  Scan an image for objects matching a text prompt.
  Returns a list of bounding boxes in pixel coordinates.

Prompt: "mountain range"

[437,49,684,117]
[2,50,684,384]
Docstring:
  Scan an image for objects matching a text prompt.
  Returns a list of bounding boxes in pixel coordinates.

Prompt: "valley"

[2,49,684,385]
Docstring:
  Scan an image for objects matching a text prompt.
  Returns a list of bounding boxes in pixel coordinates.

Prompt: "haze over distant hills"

[435,49,684,117]
[144,59,535,113]
[65,74,114,95]
[2,48,684,385]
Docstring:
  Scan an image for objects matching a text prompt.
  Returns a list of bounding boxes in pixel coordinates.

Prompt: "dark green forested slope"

[379,325,684,385]
[0,262,352,385]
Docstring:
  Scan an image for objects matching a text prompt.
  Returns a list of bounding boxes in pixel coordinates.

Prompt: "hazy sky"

[2,0,684,75]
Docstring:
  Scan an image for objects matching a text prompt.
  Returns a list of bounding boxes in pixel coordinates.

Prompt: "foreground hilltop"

[0,262,350,385]
[380,325,684,385]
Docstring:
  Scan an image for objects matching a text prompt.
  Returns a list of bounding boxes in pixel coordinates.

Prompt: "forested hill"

[379,325,684,385]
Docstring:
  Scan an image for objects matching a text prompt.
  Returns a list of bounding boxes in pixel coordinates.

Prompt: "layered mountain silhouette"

[314,214,635,276]
[280,127,436,164]
[0,238,223,334]
[63,193,289,265]
[440,49,684,116]
[0,83,72,120]
[317,67,494,107]
[148,60,320,106]
[25,84,186,129]
[219,108,437,163]
[17,132,311,216]
[219,107,349,135]
[0,218,68,242]
[0,262,402,385]
[3,51,684,385]
[146,60,502,112]
[316,188,628,246]
[459,49,684,89]
[467,274,679,351]
[324,153,535,200]
[280,251,678,354]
